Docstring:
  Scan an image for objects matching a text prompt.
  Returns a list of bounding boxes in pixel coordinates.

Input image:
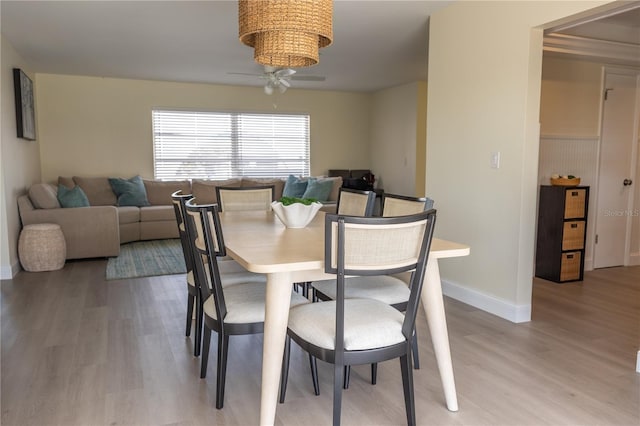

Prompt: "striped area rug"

[106,239,186,280]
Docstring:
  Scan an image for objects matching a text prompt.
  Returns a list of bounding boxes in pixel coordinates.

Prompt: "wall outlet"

[490,151,501,169]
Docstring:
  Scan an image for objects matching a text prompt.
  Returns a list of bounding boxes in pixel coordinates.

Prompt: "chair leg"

[185,293,194,337]
[194,293,203,357]
[301,282,310,299]
[200,326,212,379]
[371,363,377,385]
[400,353,416,426]
[310,355,320,396]
[279,336,291,403]
[343,365,350,389]
[412,330,420,370]
[215,333,230,409]
[333,363,344,426]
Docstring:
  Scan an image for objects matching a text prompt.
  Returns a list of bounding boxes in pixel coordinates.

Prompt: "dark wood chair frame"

[280,210,437,426]
[171,190,203,357]
[184,199,266,409]
[335,187,376,217]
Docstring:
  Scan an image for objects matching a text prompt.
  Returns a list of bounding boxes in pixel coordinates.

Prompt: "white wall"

[426,1,614,322]
[35,74,372,183]
[0,35,42,279]
[371,82,425,196]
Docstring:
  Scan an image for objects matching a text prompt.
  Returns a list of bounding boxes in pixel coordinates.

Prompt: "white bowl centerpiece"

[271,197,322,228]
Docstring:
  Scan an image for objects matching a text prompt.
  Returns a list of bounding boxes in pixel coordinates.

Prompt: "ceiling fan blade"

[227,72,263,77]
[278,84,288,94]
[280,79,291,88]
[274,68,296,78]
[290,75,326,81]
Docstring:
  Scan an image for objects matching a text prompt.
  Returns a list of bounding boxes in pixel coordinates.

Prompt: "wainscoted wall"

[538,134,599,269]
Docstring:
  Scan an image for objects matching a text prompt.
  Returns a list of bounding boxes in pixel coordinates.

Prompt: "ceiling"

[2,1,638,93]
[0,0,452,93]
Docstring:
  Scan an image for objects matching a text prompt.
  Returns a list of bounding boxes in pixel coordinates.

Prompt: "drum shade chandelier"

[238,0,333,68]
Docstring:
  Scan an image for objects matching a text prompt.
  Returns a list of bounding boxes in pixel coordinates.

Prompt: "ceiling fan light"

[264,84,274,95]
[238,0,333,68]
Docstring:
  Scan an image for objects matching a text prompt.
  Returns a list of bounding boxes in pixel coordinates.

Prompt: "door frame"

[593,66,640,268]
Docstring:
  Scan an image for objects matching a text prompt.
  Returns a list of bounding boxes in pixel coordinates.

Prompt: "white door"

[593,71,638,269]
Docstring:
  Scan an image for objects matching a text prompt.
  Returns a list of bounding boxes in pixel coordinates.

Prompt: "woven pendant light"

[239,0,333,68]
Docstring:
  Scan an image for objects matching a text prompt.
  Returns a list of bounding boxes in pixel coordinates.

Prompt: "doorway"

[593,70,639,268]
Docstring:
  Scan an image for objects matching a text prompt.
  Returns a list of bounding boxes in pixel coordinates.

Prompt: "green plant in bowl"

[279,196,318,206]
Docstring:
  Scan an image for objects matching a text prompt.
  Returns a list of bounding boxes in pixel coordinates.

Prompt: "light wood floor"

[2,262,638,425]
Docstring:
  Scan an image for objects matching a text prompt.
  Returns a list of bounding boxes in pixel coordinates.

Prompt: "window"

[152,110,310,180]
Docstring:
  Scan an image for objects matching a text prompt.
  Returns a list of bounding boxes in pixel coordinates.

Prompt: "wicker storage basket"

[550,177,581,186]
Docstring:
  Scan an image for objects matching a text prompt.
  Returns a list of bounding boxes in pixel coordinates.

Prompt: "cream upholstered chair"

[215,185,274,212]
[312,193,432,386]
[279,210,437,426]
[172,191,266,357]
[184,199,309,409]
[336,187,375,216]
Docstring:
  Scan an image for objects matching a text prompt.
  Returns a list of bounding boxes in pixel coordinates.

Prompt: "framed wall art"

[13,68,36,140]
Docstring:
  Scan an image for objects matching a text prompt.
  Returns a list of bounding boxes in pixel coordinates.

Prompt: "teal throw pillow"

[282,175,308,198]
[57,184,90,208]
[108,175,150,207]
[301,178,333,202]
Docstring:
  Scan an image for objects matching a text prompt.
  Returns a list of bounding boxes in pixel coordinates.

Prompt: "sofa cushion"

[117,206,140,225]
[283,175,308,198]
[57,185,90,208]
[109,176,150,207]
[29,183,61,209]
[58,176,75,189]
[302,177,334,202]
[143,179,191,205]
[73,176,117,206]
[140,205,175,222]
[242,178,285,201]
[192,178,242,204]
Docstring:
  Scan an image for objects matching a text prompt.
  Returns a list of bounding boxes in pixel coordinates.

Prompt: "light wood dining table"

[219,210,470,425]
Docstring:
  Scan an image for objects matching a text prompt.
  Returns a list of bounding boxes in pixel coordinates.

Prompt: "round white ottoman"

[18,223,66,272]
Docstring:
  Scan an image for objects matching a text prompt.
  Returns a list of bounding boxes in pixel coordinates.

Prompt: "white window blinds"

[152,110,310,180]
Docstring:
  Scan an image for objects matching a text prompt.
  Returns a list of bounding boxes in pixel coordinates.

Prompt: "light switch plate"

[490,151,500,169]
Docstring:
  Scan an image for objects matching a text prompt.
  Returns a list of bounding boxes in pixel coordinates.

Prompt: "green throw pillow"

[57,184,90,208]
[302,178,333,202]
[108,175,150,207]
[282,175,308,198]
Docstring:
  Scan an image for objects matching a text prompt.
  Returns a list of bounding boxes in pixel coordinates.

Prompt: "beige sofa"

[18,176,341,260]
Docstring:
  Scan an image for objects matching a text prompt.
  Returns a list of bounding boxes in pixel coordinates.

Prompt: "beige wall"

[36,74,372,183]
[370,82,424,196]
[541,56,603,136]
[426,1,613,321]
[1,35,42,278]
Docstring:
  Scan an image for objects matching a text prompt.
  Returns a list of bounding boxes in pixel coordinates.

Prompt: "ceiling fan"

[228,66,326,94]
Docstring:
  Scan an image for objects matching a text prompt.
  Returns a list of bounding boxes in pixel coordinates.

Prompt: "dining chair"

[335,187,375,216]
[279,210,437,426]
[215,185,274,212]
[381,193,433,217]
[312,192,432,387]
[184,199,309,409]
[172,190,267,357]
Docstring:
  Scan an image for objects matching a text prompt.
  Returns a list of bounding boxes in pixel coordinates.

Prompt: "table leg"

[421,258,459,412]
[260,271,293,426]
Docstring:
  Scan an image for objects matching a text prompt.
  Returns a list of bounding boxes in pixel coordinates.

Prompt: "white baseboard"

[584,257,593,271]
[0,261,20,280]
[629,252,640,267]
[441,279,531,323]
[637,350,640,373]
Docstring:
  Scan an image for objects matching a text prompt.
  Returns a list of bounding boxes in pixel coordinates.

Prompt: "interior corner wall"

[416,81,427,197]
[1,35,42,279]
[426,1,614,323]
[370,82,421,196]
[35,74,372,183]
